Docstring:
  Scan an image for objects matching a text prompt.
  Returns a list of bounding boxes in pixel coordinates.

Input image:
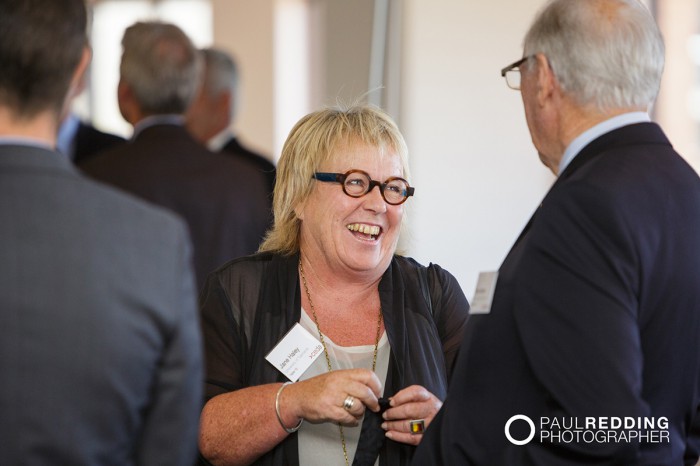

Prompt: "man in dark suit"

[80,23,272,292]
[186,47,276,200]
[57,61,126,163]
[57,67,126,163]
[58,113,126,163]
[413,0,700,464]
[0,1,202,465]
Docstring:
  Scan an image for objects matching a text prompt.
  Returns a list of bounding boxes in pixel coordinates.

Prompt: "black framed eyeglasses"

[500,55,532,90]
[312,169,415,205]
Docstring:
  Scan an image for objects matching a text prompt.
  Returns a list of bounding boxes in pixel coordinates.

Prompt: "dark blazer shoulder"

[223,137,275,171]
[73,121,126,164]
[560,122,671,179]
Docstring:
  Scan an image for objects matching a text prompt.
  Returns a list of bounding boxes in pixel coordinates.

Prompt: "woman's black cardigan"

[199,252,470,466]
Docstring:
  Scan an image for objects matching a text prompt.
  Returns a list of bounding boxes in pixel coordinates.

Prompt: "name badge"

[265,323,324,382]
[470,271,499,314]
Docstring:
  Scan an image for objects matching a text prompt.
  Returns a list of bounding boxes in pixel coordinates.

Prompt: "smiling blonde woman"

[198,104,470,466]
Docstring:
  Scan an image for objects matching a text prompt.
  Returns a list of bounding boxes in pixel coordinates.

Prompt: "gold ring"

[409,419,425,434]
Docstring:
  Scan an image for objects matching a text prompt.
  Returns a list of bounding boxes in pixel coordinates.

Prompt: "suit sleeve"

[685,403,700,465]
[134,226,204,466]
[513,181,646,461]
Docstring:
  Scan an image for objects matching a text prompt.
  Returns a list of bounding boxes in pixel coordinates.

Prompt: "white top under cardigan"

[297,308,390,466]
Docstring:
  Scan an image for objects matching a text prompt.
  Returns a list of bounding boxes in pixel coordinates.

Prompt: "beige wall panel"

[210,0,275,158]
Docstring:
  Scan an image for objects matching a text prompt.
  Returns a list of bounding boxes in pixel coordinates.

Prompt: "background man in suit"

[0,1,202,465]
[58,113,126,163]
[80,22,272,292]
[413,0,700,464]
[58,70,126,163]
[186,47,276,200]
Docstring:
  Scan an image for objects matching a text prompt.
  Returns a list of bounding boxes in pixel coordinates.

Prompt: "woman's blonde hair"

[259,104,410,255]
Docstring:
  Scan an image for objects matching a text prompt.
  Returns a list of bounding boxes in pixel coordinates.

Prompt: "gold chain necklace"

[299,258,383,466]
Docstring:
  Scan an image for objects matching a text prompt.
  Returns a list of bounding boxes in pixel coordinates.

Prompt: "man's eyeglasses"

[312,169,415,205]
[501,55,532,90]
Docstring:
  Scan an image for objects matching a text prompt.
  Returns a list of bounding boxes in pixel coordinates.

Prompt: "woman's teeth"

[347,223,381,237]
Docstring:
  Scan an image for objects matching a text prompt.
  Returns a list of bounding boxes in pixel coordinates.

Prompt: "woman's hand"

[283,369,382,427]
[380,385,442,445]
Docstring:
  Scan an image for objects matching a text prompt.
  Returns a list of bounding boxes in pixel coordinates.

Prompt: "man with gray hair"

[81,22,271,292]
[186,47,276,200]
[414,0,700,464]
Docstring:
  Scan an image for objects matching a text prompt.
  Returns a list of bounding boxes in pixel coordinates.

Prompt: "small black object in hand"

[377,397,391,414]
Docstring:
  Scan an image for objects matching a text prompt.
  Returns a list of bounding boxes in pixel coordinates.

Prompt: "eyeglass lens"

[506,70,521,90]
[343,171,409,205]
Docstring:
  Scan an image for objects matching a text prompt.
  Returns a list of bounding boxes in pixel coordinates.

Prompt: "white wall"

[210,0,275,159]
[656,1,700,173]
[400,0,551,296]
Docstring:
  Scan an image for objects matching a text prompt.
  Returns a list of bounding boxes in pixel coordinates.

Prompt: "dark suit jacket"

[221,136,276,202]
[72,121,126,164]
[0,144,202,465]
[79,124,272,292]
[413,123,700,465]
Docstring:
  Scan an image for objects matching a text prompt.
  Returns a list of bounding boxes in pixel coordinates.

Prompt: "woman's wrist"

[275,382,303,433]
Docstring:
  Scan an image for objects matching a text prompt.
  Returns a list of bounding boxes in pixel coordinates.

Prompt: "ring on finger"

[343,395,355,411]
[409,419,425,435]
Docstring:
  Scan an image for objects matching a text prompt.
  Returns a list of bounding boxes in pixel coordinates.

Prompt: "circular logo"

[505,414,536,445]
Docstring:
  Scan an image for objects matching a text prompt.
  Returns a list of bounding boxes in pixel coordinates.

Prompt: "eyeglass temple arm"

[312,173,344,182]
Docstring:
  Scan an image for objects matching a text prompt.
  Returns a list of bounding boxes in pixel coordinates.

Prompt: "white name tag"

[265,323,324,382]
[470,271,499,314]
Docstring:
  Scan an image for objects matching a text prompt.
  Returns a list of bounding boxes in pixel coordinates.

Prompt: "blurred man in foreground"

[0,1,203,465]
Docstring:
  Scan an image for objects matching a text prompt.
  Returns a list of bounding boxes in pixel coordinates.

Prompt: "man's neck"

[546,98,646,175]
[559,101,646,152]
[0,107,58,147]
[553,103,649,176]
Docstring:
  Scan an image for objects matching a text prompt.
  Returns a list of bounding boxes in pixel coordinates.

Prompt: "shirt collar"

[56,113,80,159]
[0,136,54,151]
[132,114,185,139]
[207,128,234,152]
[558,111,651,175]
